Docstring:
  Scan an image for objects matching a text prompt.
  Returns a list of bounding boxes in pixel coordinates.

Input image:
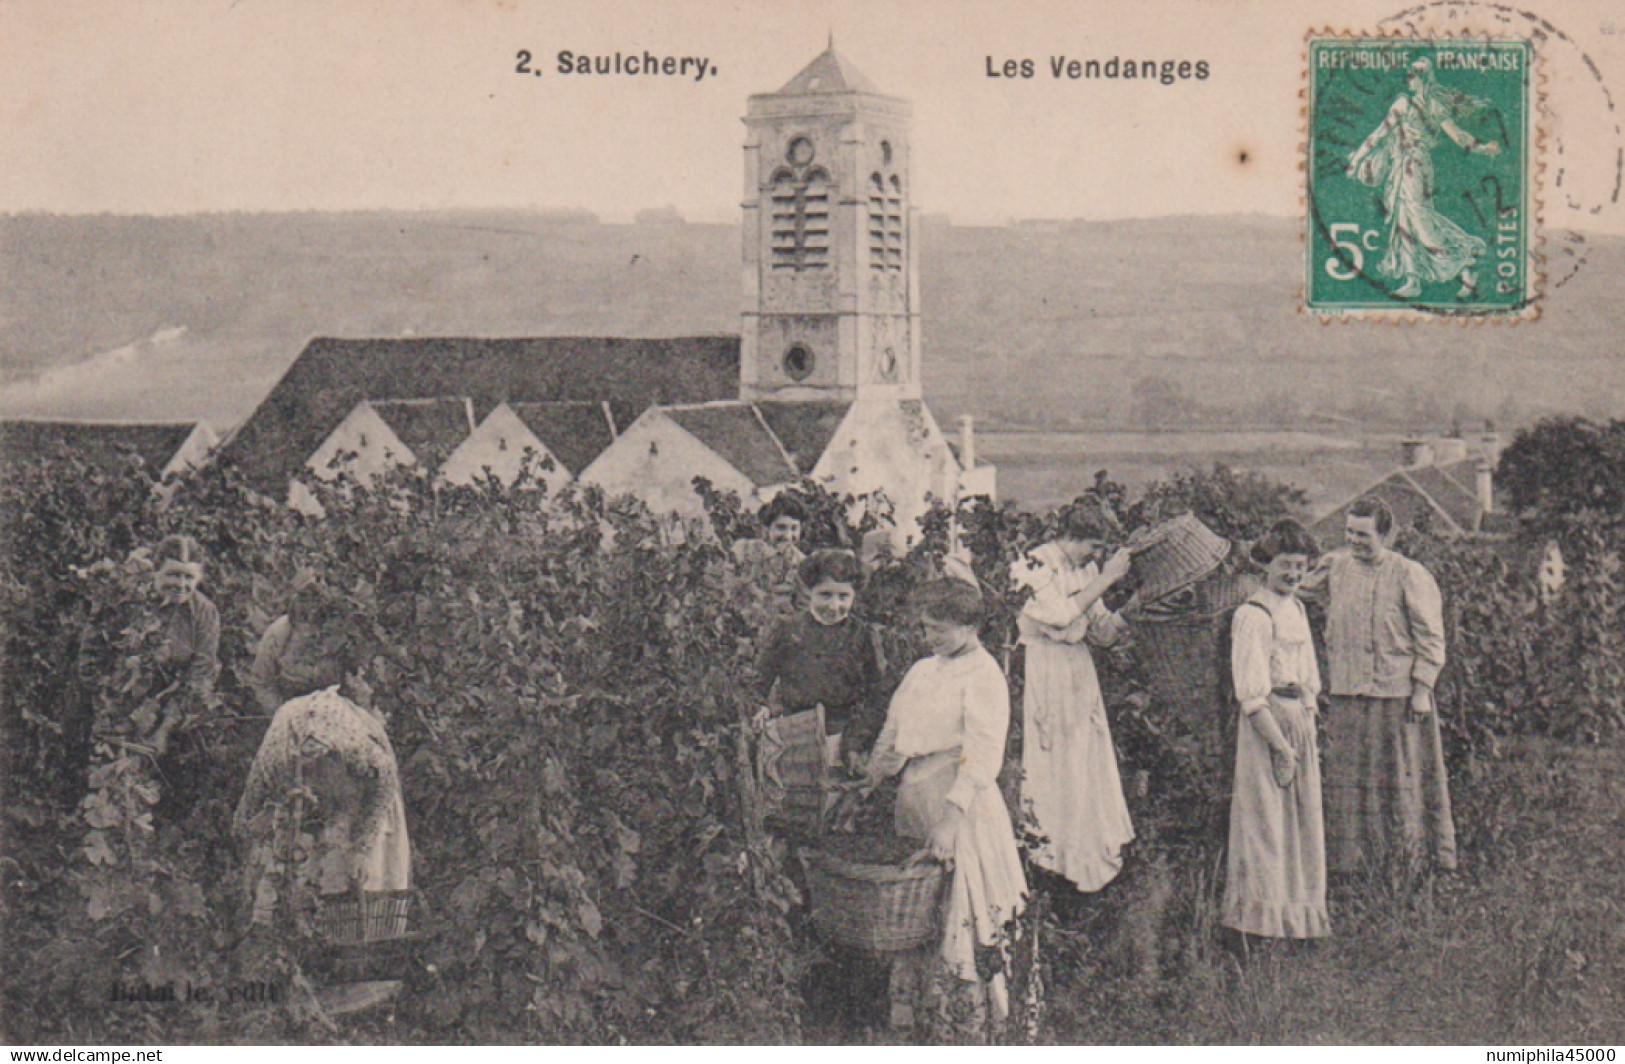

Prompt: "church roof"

[754,401,851,474]
[508,401,619,476]
[370,398,475,463]
[774,45,884,96]
[665,404,796,488]
[0,418,204,477]
[221,335,738,492]
[655,400,856,488]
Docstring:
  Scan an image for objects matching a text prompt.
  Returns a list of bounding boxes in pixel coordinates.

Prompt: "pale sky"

[3,0,1623,232]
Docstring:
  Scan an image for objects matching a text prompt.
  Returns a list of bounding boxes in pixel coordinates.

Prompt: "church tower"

[740,45,920,402]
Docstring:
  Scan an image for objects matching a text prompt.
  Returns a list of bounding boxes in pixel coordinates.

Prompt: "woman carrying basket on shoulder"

[1011,498,1136,898]
[865,576,1027,1030]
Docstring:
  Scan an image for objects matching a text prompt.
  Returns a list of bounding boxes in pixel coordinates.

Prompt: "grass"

[1031,734,1625,1045]
[801,733,1624,1045]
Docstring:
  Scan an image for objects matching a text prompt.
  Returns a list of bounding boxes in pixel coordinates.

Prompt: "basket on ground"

[798,846,947,954]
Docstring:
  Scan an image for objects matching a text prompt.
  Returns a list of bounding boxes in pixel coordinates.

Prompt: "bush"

[3,452,1621,1043]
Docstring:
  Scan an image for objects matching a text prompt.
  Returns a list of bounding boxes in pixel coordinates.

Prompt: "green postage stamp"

[1305,35,1538,320]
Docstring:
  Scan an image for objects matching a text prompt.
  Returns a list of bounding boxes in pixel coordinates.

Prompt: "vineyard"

[2,443,1622,1044]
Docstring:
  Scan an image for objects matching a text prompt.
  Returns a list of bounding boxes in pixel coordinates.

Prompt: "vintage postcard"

[2,0,1622,1051]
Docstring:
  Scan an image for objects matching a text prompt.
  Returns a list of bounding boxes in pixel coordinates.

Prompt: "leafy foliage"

[1496,416,1625,523]
[2,446,1621,1043]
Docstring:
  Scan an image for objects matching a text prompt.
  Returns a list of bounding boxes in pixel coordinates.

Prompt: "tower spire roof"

[774,44,883,96]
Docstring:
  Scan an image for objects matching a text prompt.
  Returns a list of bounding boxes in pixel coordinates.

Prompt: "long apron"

[895,750,1026,1011]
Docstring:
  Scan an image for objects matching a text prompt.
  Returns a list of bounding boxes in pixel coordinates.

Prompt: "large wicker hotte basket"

[1130,560,1258,788]
[1126,512,1232,609]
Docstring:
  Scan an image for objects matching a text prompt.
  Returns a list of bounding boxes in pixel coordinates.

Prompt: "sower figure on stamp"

[1306,497,1456,874]
[1346,57,1502,301]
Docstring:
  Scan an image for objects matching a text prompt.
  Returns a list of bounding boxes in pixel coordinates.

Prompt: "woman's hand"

[1270,703,1308,750]
[1409,684,1435,719]
[1099,548,1133,586]
[1250,703,1297,760]
[344,671,375,710]
[1252,703,1301,788]
[1301,555,1333,592]
[927,805,966,862]
[843,747,869,778]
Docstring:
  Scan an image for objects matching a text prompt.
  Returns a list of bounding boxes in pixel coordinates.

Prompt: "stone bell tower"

[739,45,921,402]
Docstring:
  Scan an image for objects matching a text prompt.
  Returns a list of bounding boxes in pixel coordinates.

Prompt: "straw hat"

[1125,513,1232,608]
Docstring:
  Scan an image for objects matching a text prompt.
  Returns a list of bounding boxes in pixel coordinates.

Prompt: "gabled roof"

[664,403,798,488]
[508,401,618,476]
[774,46,884,96]
[220,335,739,491]
[754,401,851,474]
[369,398,475,463]
[1404,461,1482,532]
[1313,458,1490,540]
[0,419,204,477]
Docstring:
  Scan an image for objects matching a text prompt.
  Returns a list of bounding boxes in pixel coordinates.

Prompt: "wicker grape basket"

[798,846,948,954]
[313,889,414,946]
[307,889,418,983]
[1131,567,1257,784]
[758,706,828,836]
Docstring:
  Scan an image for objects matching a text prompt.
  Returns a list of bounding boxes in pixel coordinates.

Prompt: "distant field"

[978,429,1397,514]
[3,213,1621,432]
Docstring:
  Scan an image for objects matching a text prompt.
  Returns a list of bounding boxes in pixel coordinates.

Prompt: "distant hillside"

[1,211,1620,429]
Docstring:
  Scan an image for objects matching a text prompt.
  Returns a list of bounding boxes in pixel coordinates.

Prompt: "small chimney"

[1400,437,1434,468]
[1475,457,1494,515]
[1479,428,1502,464]
[1435,435,1468,464]
[958,414,976,470]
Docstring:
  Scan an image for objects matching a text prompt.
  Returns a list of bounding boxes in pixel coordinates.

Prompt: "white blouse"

[869,645,1010,813]
[1230,590,1322,716]
[1012,542,1126,647]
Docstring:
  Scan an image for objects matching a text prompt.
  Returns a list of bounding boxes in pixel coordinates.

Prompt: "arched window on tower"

[868,174,887,270]
[869,172,904,271]
[885,175,904,271]
[769,164,831,271]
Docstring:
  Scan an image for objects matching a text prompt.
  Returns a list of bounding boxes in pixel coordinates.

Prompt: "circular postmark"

[1305,2,1623,318]
[1379,2,1624,291]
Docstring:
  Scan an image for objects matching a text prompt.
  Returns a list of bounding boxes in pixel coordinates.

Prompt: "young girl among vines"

[865,577,1027,1028]
[234,589,411,925]
[1222,519,1330,946]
